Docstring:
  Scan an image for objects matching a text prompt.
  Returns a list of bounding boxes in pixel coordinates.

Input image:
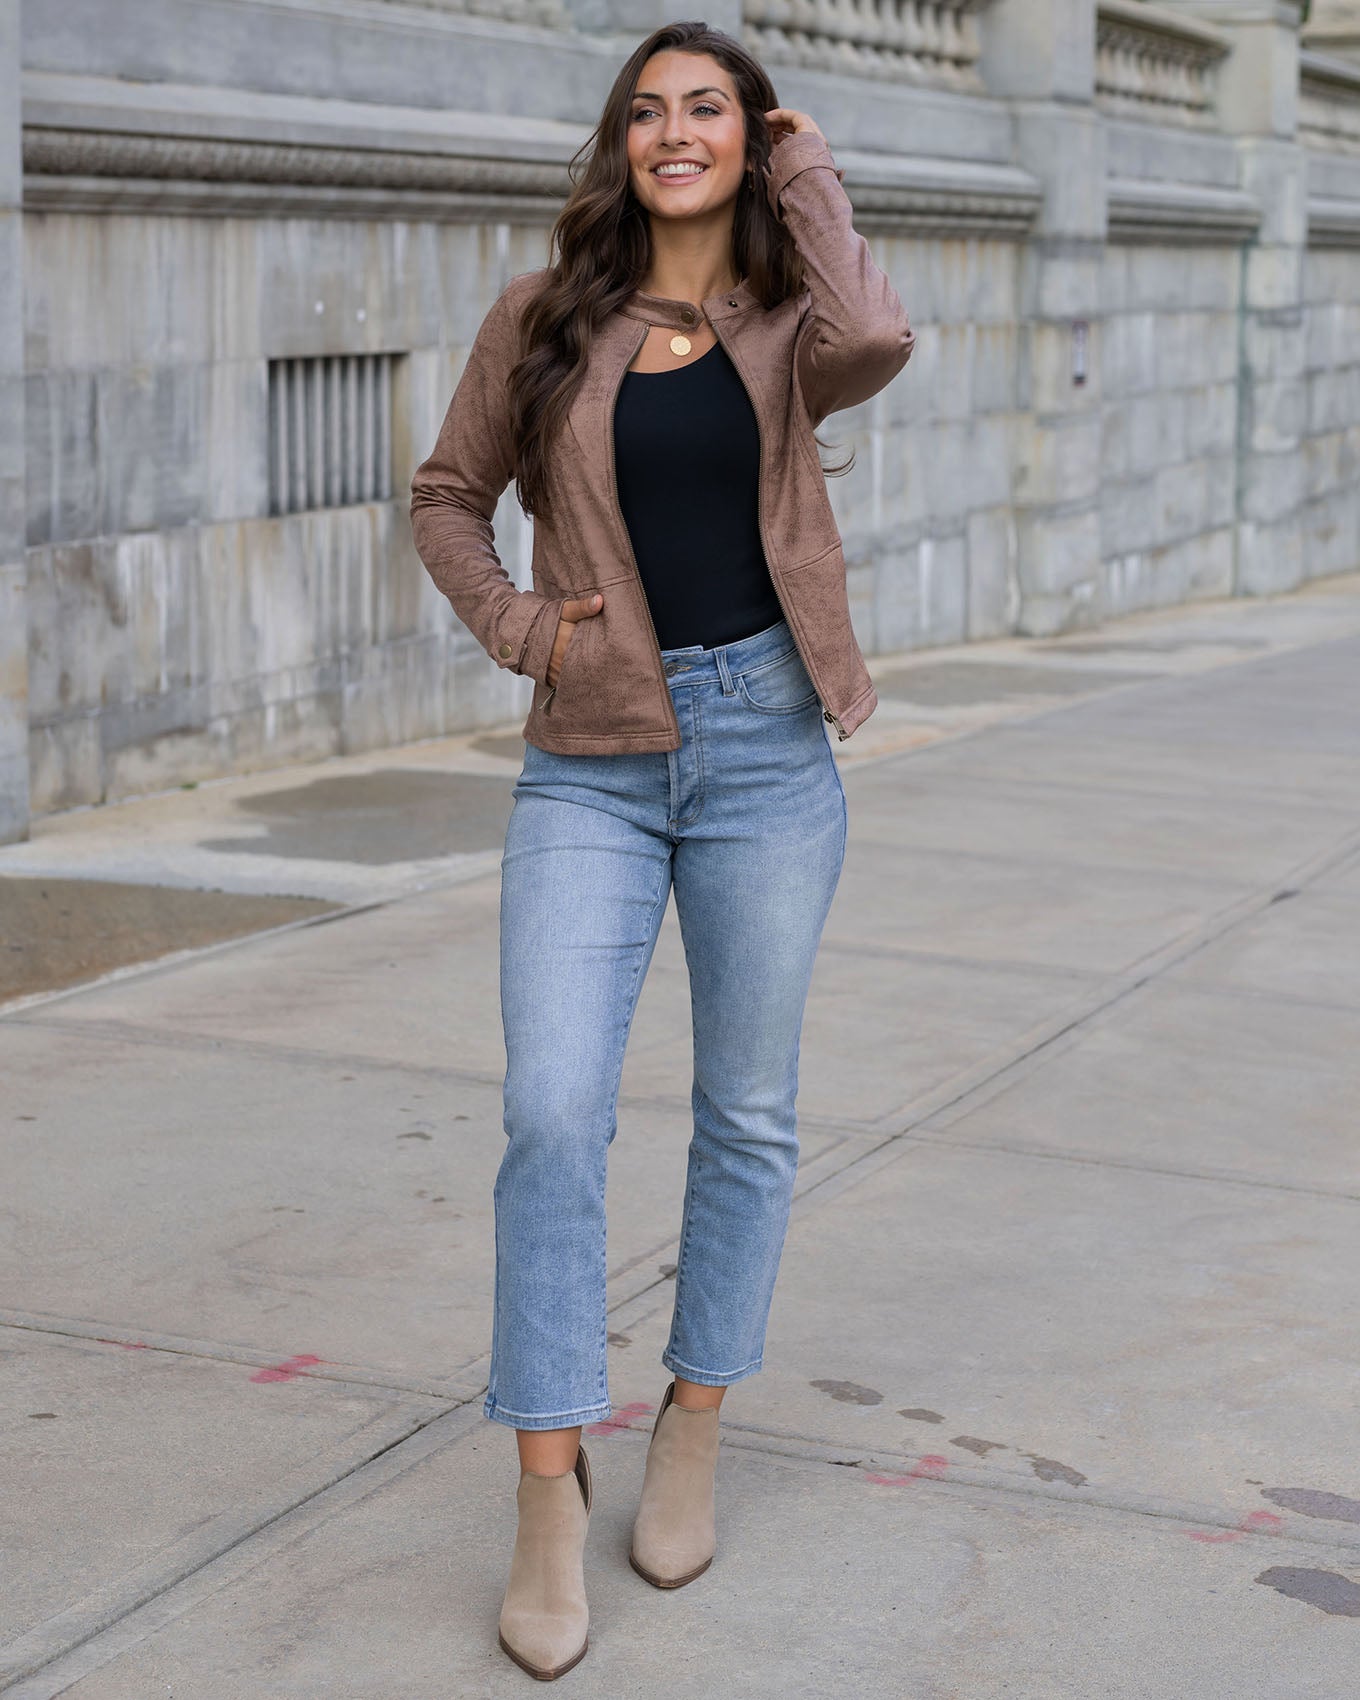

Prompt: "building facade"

[1,0,1357,841]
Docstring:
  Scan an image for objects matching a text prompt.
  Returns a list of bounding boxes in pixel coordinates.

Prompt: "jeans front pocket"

[735,644,820,714]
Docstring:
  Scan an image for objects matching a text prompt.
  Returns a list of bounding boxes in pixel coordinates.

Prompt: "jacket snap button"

[498,642,513,659]
[680,306,696,323]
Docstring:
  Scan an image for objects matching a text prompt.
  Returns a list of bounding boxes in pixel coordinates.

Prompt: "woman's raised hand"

[763,108,827,147]
[546,593,604,689]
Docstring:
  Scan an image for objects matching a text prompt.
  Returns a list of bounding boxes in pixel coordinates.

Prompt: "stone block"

[1101,474,1161,556]
[1099,244,1128,315]
[1100,400,1129,480]
[1303,430,1340,502]
[27,715,103,815]
[871,533,967,653]
[1212,14,1300,139]
[1307,366,1360,436]
[26,541,133,721]
[1012,413,1101,506]
[1155,459,1211,542]
[929,320,975,422]
[924,416,1012,521]
[1241,311,1306,381]
[1244,374,1305,453]
[1125,246,1188,312]
[1236,518,1305,597]
[965,507,1019,640]
[1184,383,1238,459]
[1239,138,1308,247]
[1302,484,1360,581]
[1206,455,1238,528]
[1034,250,1103,320]
[882,324,934,430]
[1181,246,1242,313]
[1243,245,1303,313]
[1239,447,1307,525]
[1127,391,1187,476]
[1100,311,1158,399]
[1015,505,1101,601]
[977,0,1096,101]
[1013,111,1106,240]
[1304,301,1344,373]
[969,322,1017,414]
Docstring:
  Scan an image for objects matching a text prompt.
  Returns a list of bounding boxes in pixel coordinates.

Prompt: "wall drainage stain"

[1256,1567,1360,1617]
[812,1379,883,1406]
[1022,1453,1088,1487]
[1261,1487,1360,1525]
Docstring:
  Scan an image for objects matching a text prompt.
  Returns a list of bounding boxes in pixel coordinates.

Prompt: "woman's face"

[625,51,748,221]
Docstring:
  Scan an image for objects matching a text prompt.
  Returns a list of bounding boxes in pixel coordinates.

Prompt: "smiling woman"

[408,16,915,1682]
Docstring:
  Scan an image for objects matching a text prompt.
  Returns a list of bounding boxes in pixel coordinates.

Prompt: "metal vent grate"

[267,353,394,514]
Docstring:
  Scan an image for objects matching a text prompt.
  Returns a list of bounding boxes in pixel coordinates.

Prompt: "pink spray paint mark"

[1186,1508,1285,1543]
[586,1401,654,1436]
[96,1338,148,1349]
[865,1455,950,1487]
[250,1354,324,1384]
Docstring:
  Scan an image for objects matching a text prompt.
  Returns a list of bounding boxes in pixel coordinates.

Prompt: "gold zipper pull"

[543,684,557,714]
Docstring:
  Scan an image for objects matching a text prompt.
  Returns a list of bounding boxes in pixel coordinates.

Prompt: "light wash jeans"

[485,617,847,1430]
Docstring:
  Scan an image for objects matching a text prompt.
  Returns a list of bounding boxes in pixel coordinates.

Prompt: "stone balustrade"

[376,0,570,26]
[742,0,990,92]
[1299,47,1360,153]
[1095,0,1230,128]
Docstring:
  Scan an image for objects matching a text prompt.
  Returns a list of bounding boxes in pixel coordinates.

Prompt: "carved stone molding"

[22,88,1043,237]
[1106,173,1261,241]
[1299,47,1360,153]
[1307,191,1360,240]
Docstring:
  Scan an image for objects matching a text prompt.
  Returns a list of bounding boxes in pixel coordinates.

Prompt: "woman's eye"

[632,103,723,120]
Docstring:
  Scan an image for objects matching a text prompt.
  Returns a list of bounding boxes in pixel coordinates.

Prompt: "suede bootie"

[629,1381,720,1588]
[498,1444,593,1680]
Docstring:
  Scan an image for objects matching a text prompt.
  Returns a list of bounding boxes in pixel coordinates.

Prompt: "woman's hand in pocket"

[546,593,604,689]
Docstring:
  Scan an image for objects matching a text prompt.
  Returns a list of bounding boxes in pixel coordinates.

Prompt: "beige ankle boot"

[498,1444,592,1680]
[629,1381,719,1588]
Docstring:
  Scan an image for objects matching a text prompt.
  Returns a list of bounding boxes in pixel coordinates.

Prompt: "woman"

[409,19,914,1680]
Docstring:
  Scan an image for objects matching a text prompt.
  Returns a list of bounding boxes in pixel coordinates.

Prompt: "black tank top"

[613,338,784,651]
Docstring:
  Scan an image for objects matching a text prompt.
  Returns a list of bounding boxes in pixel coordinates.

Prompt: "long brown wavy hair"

[506,19,852,523]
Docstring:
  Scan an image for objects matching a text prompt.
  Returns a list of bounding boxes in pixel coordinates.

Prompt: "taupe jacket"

[409,128,916,752]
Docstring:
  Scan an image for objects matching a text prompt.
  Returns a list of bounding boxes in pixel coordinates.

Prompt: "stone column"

[1174,1,1309,593]
[977,0,1107,634]
[0,0,28,843]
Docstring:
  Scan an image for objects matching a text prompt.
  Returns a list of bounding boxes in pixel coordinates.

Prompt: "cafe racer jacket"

[409,128,916,752]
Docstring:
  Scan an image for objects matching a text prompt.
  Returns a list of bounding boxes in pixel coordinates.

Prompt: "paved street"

[3,573,1359,1698]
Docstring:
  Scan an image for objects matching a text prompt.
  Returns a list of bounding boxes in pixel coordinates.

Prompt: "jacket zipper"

[709,317,847,739]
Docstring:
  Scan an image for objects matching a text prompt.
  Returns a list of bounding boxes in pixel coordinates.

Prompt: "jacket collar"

[617,275,759,328]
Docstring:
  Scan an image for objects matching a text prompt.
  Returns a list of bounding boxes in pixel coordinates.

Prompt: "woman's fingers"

[546,595,602,687]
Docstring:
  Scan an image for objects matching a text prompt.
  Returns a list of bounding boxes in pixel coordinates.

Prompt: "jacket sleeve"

[762,130,916,428]
[409,273,563,686]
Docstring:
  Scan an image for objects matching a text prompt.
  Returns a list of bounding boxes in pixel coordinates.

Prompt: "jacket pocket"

[736,645,820,714]
[541,604,595,715]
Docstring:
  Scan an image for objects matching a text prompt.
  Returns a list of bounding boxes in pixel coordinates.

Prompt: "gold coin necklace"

[669,331,692,356]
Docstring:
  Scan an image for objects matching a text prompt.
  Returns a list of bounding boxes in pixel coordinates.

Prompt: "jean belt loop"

[715,644,736,697]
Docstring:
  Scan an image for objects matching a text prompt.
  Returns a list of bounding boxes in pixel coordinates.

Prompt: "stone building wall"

[2,0,1358,839]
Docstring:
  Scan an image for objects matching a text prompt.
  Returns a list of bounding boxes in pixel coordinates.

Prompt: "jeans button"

[664,661,678,676]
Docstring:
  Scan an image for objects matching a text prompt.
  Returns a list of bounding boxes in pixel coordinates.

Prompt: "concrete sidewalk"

[3,575,1360,1697]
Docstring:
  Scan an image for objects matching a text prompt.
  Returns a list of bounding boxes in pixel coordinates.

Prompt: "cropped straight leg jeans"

[484,617,847,1430]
